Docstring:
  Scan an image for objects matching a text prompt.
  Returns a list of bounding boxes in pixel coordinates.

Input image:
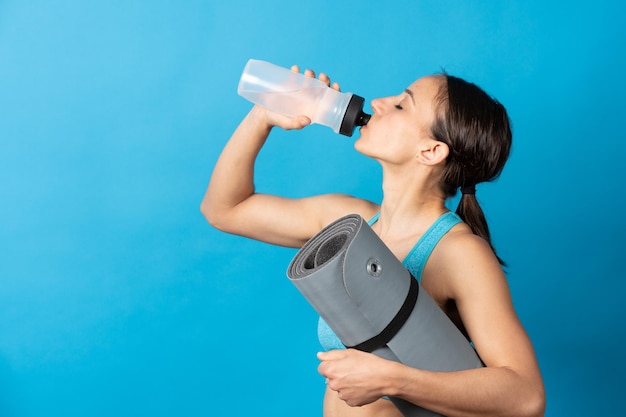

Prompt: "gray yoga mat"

[286,214,484,417]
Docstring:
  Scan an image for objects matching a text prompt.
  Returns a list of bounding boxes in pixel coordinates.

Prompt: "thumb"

[318,349,343,360]
[295,116,312,128]
[317,351,330,361]
[280,114,311,131]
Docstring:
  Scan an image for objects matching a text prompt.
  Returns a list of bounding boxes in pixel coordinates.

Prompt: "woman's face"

[355,75,442,165]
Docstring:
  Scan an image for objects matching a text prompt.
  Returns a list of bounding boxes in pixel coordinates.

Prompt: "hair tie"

[461,184,476,195]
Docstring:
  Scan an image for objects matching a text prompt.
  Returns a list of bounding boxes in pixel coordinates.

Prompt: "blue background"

[1,1,624,416]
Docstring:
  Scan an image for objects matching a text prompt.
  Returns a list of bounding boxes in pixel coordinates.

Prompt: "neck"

[375,164,447,238]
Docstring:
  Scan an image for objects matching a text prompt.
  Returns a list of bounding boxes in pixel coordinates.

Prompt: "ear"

[416,140,449,166]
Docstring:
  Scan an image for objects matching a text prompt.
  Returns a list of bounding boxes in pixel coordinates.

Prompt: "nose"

[370,96,392,114]
[371,97,384,114]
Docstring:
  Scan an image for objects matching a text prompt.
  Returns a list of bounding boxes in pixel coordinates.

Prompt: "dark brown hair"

[431,74,512,264]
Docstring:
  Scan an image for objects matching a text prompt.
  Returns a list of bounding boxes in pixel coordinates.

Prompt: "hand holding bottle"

[250,65,342,132]
[238,59,369,136]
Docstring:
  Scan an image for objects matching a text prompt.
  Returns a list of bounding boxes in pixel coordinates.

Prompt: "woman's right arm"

[200,103,377,248]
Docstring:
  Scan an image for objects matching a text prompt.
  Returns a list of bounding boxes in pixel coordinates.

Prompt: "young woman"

[201,66,545,417]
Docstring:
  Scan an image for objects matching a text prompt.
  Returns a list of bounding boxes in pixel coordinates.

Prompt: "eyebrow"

[405,89,415,104]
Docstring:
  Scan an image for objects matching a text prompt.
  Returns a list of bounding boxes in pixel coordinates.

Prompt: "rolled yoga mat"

[286,214,484,417]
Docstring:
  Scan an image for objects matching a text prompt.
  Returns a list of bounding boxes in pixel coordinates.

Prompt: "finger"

[318,350,342,361]
[317,359,332,379]
[317,361,326,376]
[318,72,331,87]
[332,81,341,91]
[294,116,311,128]
[304,68,315,78]
[290,65,300,73]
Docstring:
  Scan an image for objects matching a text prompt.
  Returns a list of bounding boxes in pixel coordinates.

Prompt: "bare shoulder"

[426,223,514,334]
[431,223,506,292]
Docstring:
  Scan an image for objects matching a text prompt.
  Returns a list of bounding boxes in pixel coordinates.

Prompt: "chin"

[353,137,366,154]
[353,140,378,160]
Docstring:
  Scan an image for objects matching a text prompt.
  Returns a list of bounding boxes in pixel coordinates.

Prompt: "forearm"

[388,364,545,417]
[201,107,271,225]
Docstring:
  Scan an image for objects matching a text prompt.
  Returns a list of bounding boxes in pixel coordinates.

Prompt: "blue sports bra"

[317,211,463,351]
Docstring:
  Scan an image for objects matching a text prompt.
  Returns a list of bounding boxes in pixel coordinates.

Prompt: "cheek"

[353,120,418,162]
[354,136,405,164]
[353,125,387,155]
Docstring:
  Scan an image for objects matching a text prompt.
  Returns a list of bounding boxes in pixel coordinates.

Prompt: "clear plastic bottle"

[237,59,370,137]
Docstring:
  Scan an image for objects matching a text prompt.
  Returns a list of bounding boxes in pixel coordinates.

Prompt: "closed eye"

[395,104,403,110]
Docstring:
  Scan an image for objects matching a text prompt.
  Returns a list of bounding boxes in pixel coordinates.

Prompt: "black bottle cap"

[339,94,371,137]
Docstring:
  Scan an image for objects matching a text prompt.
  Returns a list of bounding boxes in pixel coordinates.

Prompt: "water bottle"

[237,59,371,137]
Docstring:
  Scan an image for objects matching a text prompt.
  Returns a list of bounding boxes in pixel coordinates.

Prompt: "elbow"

[200,199,229,232]
[520,386,546,417]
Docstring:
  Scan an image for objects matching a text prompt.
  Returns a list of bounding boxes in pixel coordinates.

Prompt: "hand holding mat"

[287,214,484,417]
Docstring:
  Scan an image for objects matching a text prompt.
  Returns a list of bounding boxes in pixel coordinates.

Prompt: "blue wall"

[1,1,623,416]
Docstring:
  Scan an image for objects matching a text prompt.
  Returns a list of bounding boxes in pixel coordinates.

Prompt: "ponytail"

[431,74,512,266]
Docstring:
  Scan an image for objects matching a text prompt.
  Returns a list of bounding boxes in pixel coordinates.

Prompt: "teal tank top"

[317,211,462,351]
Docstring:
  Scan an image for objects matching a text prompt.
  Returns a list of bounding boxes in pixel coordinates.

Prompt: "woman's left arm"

[318,233,546,417]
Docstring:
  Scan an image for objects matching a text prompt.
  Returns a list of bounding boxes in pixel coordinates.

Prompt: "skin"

[201,67,546,417]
